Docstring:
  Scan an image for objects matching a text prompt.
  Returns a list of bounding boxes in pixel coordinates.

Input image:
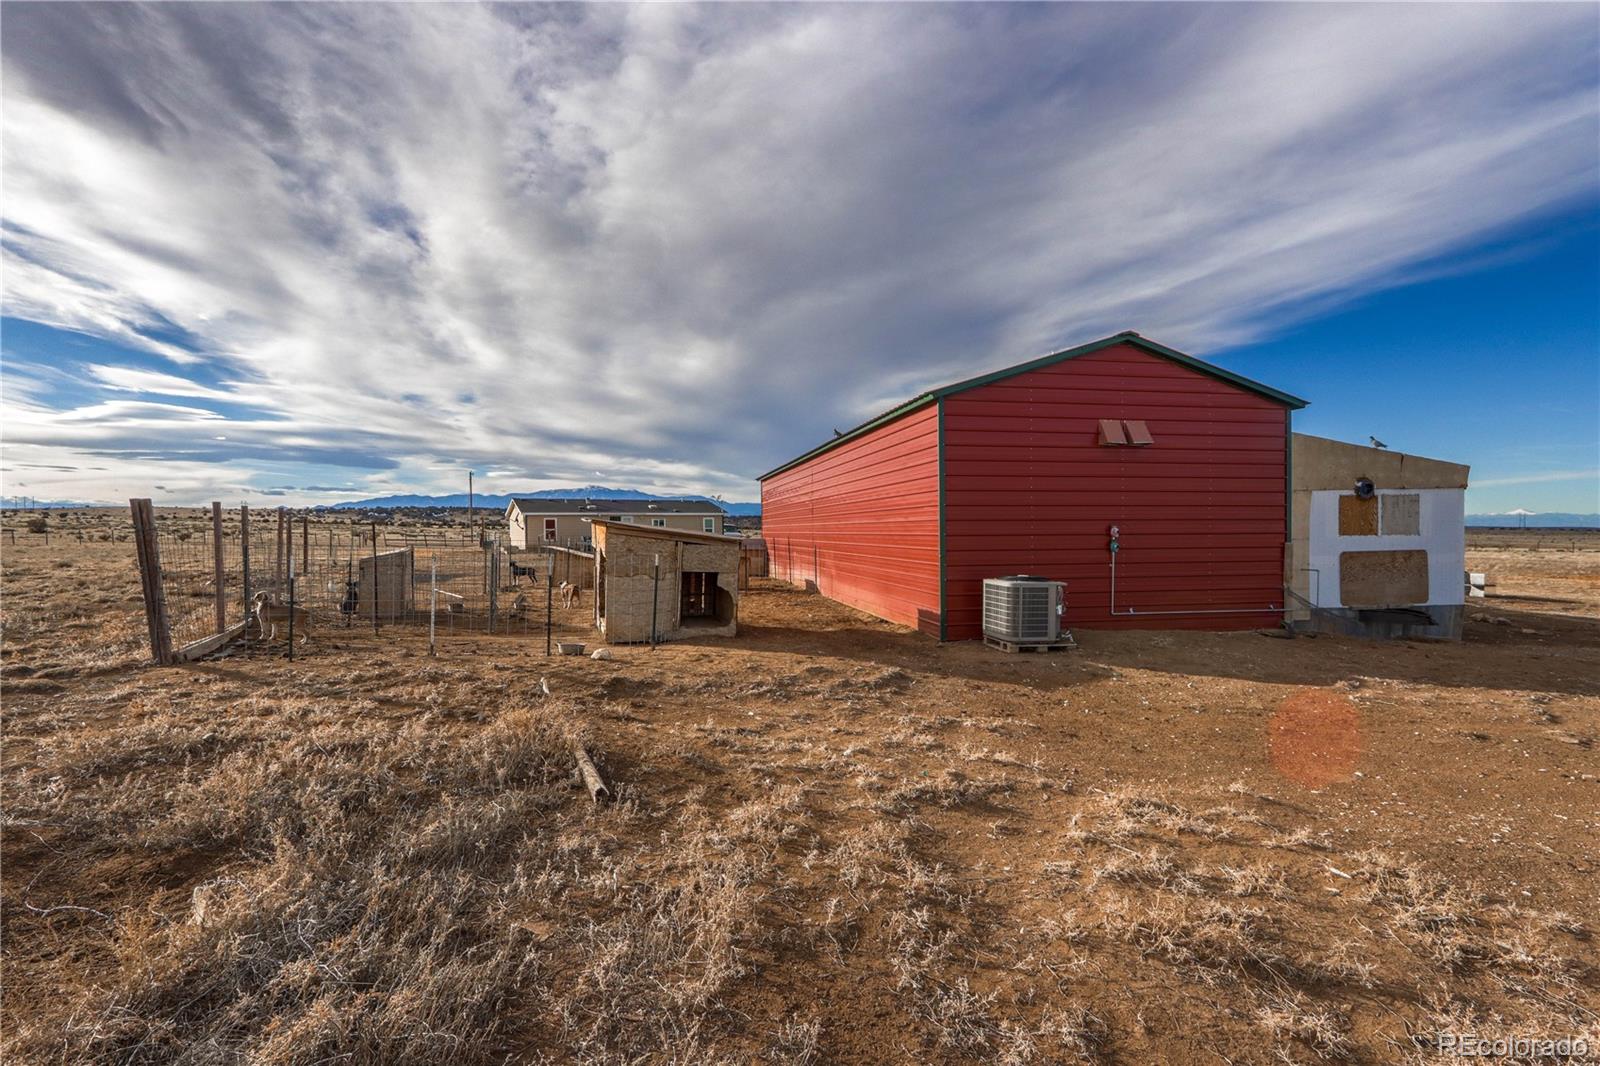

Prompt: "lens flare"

[1268,690,1362,789]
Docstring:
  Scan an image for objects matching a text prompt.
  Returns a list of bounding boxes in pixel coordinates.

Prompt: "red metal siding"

[761,404,942,634]
[942,344,1288,637]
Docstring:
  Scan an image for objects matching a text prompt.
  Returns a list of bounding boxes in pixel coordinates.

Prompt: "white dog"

[559,581,582,609]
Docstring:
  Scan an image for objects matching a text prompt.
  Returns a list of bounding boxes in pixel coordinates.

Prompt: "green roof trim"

[755,331,1309,481]
[755,393,937,482]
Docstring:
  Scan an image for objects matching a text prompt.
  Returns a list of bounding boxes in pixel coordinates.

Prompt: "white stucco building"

[1287,434,1470,639]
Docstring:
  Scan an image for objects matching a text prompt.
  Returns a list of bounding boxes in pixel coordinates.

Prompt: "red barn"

[758,332,1308,639]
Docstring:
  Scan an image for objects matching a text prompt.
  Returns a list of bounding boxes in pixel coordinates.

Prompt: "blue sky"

[1223,204,1600,514]
[2,4,1597,512]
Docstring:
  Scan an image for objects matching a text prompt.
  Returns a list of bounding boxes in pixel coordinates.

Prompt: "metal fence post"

[276,506,286,600]
[651,553,660,648]
[211,501,226,633]
[370,522,379,632]
[429,558,438,656]
[287,553,296,662]
[545,567,553,656]
[241,505,252,625]
[488,546,498,635]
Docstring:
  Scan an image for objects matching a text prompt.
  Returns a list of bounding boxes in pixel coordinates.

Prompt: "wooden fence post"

[211,501,226,633]
[129,498,173,664]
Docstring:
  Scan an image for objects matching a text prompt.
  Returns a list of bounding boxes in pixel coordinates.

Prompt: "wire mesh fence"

[132,501,603,661]
[741,539,769,581]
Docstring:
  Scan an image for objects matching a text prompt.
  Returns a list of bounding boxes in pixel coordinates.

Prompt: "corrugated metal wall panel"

[943,343,1289,637]
[761,403,942,634]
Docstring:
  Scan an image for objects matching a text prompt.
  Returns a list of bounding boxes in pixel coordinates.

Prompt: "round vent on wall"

[1353,477,1375,499]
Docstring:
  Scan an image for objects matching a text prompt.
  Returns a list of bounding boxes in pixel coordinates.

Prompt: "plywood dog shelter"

[591,520,740,643]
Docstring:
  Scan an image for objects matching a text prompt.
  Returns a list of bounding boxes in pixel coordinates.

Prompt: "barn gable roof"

[756,331,1308,481]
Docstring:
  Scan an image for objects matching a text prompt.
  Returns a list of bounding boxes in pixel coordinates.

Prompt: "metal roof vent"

[982,576,1066,645]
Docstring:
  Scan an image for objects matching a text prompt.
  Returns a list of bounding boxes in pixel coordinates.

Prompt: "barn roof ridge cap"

[756,332,1308,482]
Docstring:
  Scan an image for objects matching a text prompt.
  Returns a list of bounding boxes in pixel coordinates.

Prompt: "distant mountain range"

[1467,513,1598,528]
[1,497,110,510]
[327,486,762,516]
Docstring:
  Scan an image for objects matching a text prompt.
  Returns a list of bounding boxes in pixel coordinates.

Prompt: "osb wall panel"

[1338,495,1378,536]
[1339,549,1428,607]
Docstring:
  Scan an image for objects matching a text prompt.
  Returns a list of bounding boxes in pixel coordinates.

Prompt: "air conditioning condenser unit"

[982,576,1073,650]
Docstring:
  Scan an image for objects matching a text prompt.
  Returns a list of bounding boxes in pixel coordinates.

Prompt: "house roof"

[506,497,724,516]
[1291,433,1469,490]
[756,331,1310,481]
[590,519,741,546]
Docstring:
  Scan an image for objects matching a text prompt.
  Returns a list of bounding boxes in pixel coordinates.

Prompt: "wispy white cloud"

[86,365,257,403]
[1,3,1596,504]
[1471,469,1600,489]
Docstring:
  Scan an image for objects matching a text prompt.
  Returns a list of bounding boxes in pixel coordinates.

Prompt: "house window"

[651,518,666,527]
[703,517,716,533]
[543,518,557,542]
[1380,494,1421,536]
[621,515,635,523]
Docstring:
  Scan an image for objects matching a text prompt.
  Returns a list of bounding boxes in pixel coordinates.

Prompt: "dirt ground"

[3,514,1596,1064]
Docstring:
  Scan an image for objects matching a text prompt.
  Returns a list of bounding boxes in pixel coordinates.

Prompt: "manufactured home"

[1287,434,1469,639]
[505,498,725,550]
[758,332,1308,639]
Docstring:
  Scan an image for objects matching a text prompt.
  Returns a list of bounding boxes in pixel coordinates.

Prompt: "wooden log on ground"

[573,745,611,803]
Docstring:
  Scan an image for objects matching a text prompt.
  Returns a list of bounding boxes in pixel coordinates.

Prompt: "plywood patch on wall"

[1381,493,1421,536]
[1339,549,1428,607]
[1338,495,1378,536]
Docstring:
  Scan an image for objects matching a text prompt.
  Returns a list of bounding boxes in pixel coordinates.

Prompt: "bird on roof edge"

[1369,436,1388,449]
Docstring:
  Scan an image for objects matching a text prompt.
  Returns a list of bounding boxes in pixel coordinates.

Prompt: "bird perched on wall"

[1369,436,1388,449]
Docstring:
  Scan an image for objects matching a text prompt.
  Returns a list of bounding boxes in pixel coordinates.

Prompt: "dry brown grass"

[4,512,1598,1063]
